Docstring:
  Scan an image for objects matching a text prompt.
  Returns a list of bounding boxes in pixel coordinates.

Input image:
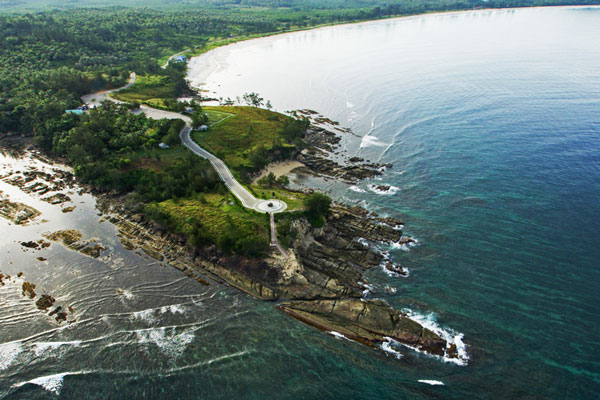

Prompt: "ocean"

[2,6,599,399]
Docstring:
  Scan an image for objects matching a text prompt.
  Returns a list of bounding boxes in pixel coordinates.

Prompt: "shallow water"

[1,6,599,399]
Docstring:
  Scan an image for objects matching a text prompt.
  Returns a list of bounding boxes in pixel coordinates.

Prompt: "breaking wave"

[368,184,400,195]
[360,135,387,148]
[403,310,469,366]
[418,379,445,386]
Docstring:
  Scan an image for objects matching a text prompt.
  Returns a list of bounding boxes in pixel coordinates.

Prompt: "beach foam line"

[418,380,445,386]
[12,370,92,395]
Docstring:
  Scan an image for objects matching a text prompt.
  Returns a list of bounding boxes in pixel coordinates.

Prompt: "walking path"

[270,212,289,258]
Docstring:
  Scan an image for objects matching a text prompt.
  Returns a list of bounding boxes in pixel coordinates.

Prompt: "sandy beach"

[253,160,305,183]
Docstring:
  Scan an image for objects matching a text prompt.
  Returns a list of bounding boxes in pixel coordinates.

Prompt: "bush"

[303,192,332,223]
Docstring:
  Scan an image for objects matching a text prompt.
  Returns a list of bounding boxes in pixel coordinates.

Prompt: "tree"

[243,92,264,107]
[265,100,272,110]
[257,171,276,187]
[304,193,332,218]
[191,110,208,129]
[276,174,289,188]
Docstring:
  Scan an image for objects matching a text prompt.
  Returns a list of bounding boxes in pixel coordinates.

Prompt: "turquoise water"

[2,6,600,399]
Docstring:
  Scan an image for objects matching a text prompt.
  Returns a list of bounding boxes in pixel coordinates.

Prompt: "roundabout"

[255,199,287,213]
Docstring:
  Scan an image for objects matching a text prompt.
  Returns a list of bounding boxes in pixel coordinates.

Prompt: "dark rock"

[35,294,55,310]
[278,299,447,357]
[20,241,39,249]
[22,281,36,298]
[383,261,408,277]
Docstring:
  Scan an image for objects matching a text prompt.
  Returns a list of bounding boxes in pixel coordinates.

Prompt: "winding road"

[80,72,289,255]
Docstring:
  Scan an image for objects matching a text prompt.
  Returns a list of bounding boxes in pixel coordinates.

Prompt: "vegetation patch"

[146,193,270,257]
[192,106,307,182]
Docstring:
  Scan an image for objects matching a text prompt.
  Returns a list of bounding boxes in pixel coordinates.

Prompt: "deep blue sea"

[1,6,599,399]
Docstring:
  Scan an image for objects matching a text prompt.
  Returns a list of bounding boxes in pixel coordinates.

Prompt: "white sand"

[253,161,304,183]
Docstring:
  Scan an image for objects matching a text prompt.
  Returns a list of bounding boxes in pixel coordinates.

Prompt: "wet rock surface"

[292,110,392,183]
[43,229,107,258]
[278,299,446,356]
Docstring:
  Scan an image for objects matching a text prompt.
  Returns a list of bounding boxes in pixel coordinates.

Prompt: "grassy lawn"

[192,106,295,172]
[205,109,235,126]
[154,192,269,245]
[112,74,177,108]
[250,186,306,211]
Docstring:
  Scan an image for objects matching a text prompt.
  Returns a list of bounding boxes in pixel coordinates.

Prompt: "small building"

[184,107,194,114]
[198,125,208,131]
[173,55,187,63]
[65,109,84,115]
[158,143,170,149]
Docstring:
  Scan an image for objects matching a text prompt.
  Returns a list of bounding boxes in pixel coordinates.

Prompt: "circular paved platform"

[255,199,287,213]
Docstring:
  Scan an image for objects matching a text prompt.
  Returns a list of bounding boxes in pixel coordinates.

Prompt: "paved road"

[81,73,136,107]
[81,75,287,215]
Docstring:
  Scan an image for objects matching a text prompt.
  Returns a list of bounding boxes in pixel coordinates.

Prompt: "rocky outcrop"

[278,299,447,356]
[43,229,106,258]
[292,110,392,183]
[0,197,41,225]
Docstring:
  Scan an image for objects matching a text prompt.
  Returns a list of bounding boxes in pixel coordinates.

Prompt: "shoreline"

[252,161,305,184]
[185,5,597,93]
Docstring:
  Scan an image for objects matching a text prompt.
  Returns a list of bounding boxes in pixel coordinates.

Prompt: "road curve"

[81,74,287,214]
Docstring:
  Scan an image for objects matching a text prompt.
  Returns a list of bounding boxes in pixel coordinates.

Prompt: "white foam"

[160,304,186,315]
[346,101,354,108]
[328,331,351,341]
[12,371,90,395]
[389,237,419,252]
[32,341,82,357]
[348,185,366,193]
[378,250,410,278]
[380,261,410,278]
[356,238,369,248]
[132,308,156,324]
[0,342,23,371]
[418,380,445,386]
[28,373,67,395]
[117,288,134,300]
[384,285,398,294]
[368,184,400,195]
[136,327,194,358]
[360,135,387,148]
[403,309,469,366]
[380,337,403,359]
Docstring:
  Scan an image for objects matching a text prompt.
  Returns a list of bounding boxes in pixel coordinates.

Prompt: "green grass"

[155,192,269,245]
[250,186,306,211]
[205,109,235,126]
[111,74,177,108]
[192,106,295,172]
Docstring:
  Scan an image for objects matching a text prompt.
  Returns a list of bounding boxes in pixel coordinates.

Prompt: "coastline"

[252,161,305,184]
[184,5,599,93]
